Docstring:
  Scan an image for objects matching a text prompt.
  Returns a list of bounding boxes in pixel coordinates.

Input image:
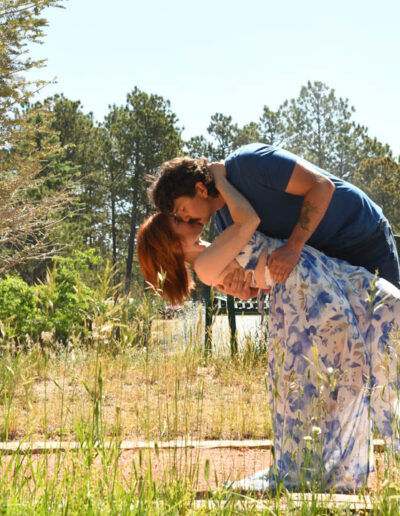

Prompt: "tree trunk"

[110,177,117,267]
[125,189,139,294]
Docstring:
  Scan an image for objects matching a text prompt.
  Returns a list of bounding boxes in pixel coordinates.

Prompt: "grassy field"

[1,305,400,514]
[0,317,271,443]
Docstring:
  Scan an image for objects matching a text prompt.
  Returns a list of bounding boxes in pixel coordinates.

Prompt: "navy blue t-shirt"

[215,143,383,252]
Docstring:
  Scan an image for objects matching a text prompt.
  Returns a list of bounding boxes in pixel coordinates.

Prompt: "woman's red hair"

[136,213,195,305]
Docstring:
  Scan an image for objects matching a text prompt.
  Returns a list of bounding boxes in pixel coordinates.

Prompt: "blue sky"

[29,0,400,157]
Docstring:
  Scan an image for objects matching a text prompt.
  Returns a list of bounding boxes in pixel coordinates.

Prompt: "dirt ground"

[117,447,273,491]
[106,447,378,493]
[1,446,379,494]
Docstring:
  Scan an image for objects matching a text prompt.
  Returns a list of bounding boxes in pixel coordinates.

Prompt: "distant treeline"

[1,2,399,300]
[17,81,399,294]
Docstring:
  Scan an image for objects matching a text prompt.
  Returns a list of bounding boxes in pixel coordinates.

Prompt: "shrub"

[0,249,102,343]
[0,276,38,337]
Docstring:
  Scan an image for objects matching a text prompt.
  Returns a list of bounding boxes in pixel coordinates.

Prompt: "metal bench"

[204,235,400,356]
[203,287,265,356]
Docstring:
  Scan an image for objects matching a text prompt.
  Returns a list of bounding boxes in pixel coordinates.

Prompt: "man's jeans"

[322,219,400,290]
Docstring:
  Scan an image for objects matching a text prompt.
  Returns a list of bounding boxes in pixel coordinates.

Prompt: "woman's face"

[169,215,204,246]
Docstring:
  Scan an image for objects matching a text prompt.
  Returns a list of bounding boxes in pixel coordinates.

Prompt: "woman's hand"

[208,161,226,186]
[217,268,258,300]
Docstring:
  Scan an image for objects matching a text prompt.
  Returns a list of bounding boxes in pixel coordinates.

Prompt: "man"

[149,143,400,297]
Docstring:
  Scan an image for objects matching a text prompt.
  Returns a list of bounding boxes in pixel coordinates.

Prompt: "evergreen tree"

[104,88,182,293]
[353,157,400,232]
[185,135,213,158]
[0,0,63,126]
[276,81,392,180]
[258,105,288,147]
[234,122,260,148]
[46,95,108,251]
[207,113,238,160]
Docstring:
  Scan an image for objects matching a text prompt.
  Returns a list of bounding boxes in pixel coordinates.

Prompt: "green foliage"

[12,94,109,282]
[185,135,213,158]
[186,114,261,162]
[207,113,238,159]
[104,87,183,292]
[25,95,109,247]
[0,249,103,342]
[257,81,394,181]
[258,105,288,147]
[1,1,396,302]
[45,95,109,250]
[234,121,261,148]
[278,81,372,179]
[353,157,400,232]
[34,250,101,340]
[0,0,63,117]
[0,276,38,336]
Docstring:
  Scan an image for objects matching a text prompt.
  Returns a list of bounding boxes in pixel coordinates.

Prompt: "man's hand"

[267,243,301,283]
[217,268,258,300]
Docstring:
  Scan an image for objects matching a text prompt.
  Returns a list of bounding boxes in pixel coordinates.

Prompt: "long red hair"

[136,213,195,305]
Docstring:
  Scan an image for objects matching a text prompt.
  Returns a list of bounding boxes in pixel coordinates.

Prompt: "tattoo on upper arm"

[298,201,319,231]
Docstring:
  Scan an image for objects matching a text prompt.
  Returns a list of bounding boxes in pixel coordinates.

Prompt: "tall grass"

[1,283,400,513]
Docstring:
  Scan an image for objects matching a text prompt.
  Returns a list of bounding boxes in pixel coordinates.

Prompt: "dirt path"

[2,446,379,493]
[116,447,272,491]
[111,447,378,493]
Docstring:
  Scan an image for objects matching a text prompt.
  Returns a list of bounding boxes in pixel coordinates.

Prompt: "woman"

[137,164,400,492]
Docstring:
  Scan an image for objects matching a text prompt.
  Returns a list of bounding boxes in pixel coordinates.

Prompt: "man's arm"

[267,159,335,283]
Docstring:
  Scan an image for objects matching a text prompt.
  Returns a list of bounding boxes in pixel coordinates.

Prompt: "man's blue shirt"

[215,143,383,252]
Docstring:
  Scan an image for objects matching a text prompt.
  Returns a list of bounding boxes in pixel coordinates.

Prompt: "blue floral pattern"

[234,232,400,492]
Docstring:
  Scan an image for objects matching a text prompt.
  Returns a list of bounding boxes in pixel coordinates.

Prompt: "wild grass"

[0,327,271,443]
[1,295,400,514]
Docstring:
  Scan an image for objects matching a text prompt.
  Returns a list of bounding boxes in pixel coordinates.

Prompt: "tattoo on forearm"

[298,201,319,232]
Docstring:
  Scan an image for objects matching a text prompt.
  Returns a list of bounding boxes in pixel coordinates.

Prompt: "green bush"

[0,249,103,343]
[0,276,38,337]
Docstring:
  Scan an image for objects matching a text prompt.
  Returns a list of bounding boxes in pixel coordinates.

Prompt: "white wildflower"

[41,330,54,344]
[312,426,322,436]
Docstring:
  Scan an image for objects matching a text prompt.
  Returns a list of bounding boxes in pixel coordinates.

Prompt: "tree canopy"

[1,2,398,299]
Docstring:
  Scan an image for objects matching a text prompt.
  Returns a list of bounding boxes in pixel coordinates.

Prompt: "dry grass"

[0,317,272,443]
[2,313,400,514]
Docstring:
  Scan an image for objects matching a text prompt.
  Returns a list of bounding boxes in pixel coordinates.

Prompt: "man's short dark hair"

[148,156,219,213]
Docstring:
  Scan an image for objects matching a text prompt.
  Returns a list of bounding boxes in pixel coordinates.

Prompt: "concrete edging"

[0,438,386,455]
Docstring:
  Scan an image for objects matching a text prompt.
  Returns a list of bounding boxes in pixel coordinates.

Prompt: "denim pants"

[321,219,400,290]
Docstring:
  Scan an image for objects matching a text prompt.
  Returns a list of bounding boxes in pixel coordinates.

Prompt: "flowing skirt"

[233,238,400,492]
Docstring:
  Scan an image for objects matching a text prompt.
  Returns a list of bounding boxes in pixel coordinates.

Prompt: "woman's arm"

[194,163,260,286]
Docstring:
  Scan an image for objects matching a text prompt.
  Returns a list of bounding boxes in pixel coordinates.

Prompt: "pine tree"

[104,87,182,293]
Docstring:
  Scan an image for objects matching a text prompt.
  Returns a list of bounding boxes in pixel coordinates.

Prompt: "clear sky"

[28,0,400,157]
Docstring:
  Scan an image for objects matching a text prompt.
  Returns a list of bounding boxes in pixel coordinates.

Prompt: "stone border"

[0,438,385,455]
[194,493,374,511]
[0,439,383,510]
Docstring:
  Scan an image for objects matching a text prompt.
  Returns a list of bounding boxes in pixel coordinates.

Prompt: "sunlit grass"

[0,337,271,443]
[1,294,400,514]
